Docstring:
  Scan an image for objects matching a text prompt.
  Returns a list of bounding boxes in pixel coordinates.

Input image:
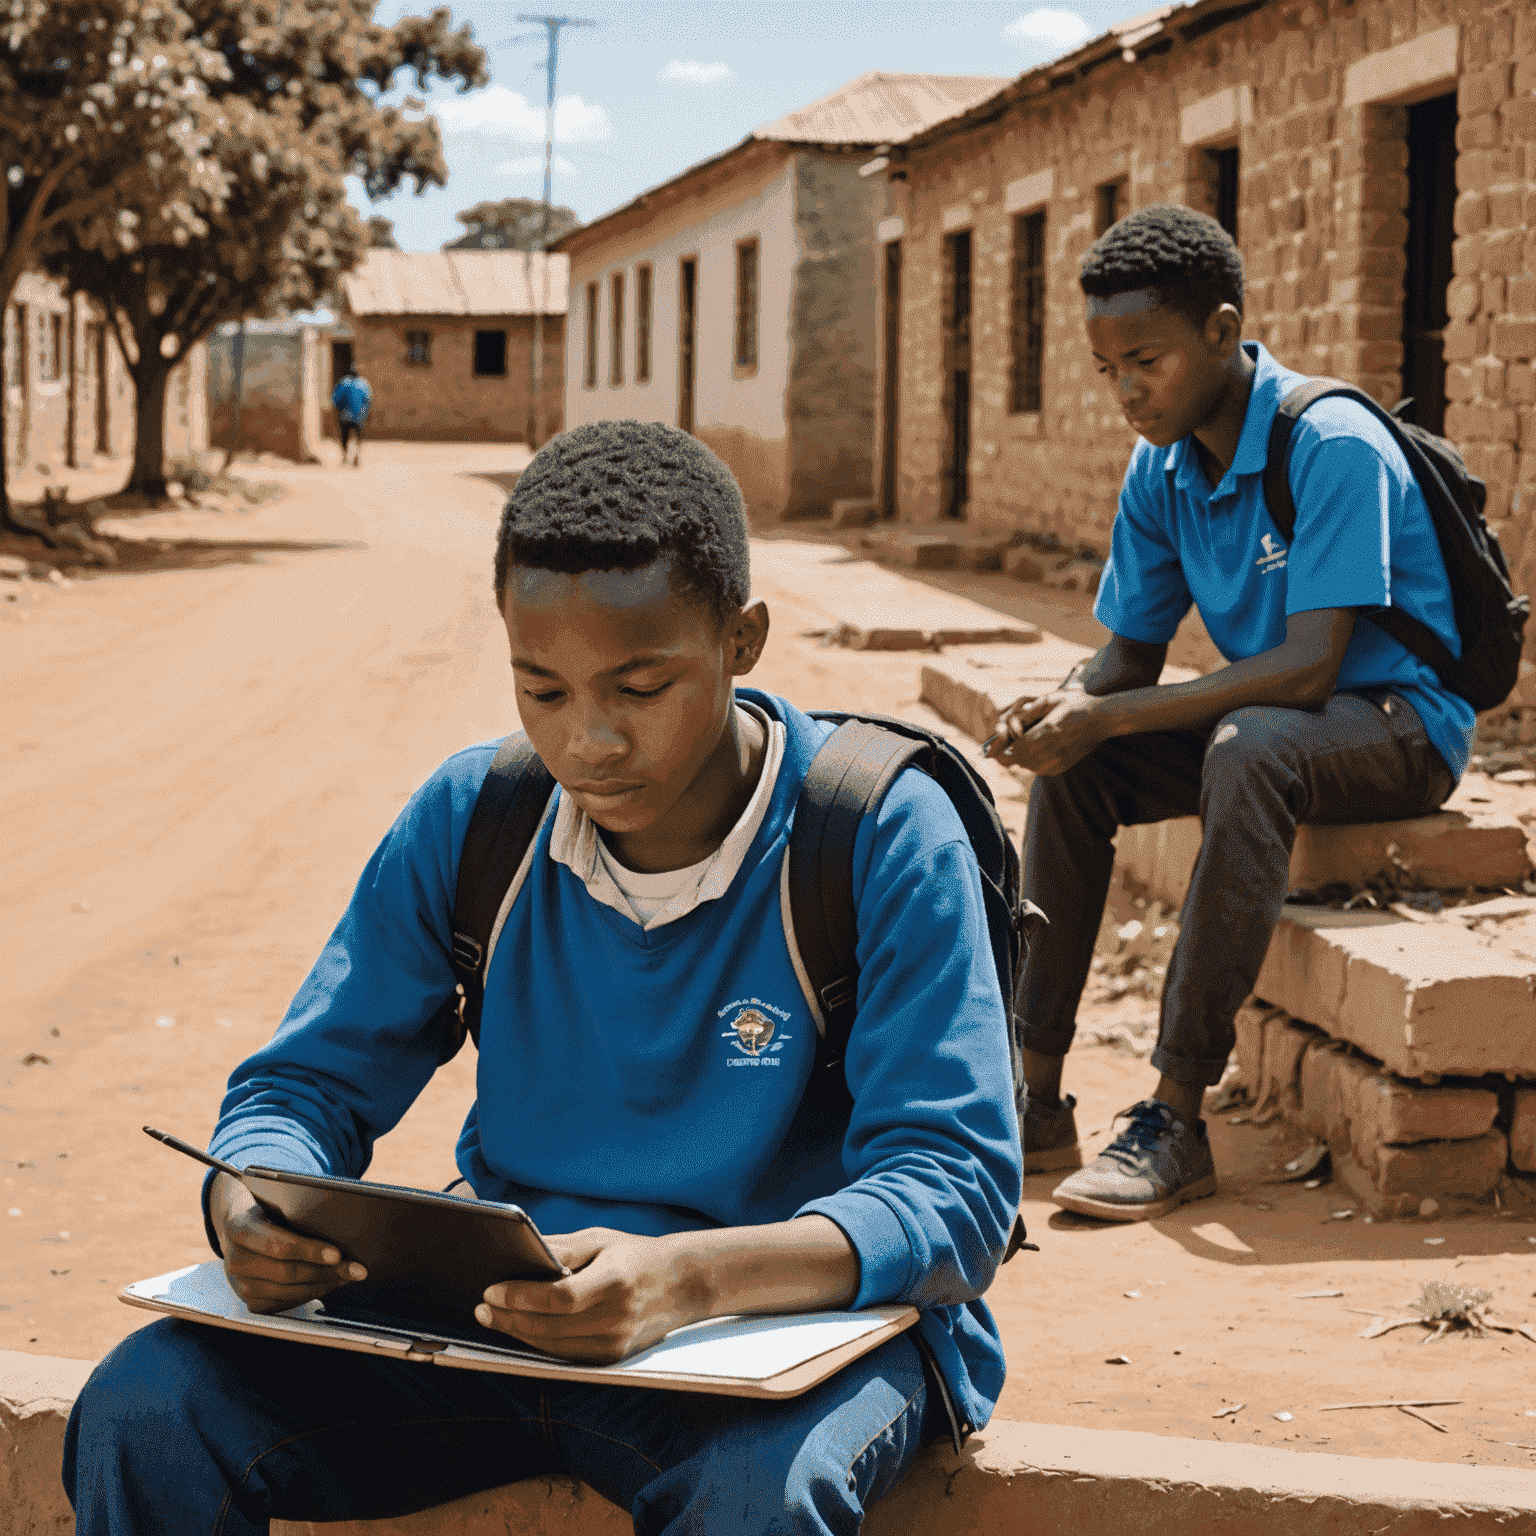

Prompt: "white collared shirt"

[548,702,786,930]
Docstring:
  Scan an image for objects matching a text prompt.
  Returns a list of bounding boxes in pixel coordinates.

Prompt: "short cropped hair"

[1079,204,1244,329]
[493,420,750,620]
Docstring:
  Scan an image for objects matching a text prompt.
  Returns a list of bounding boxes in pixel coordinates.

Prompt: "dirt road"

[5,445,1536,1471]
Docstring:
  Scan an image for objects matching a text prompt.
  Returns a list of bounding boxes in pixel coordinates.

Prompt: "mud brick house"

[551,72,1006,520]
[336,250,567,443]
[875,0,1535,625]
[206,317,329,464]
[5,270,204,477]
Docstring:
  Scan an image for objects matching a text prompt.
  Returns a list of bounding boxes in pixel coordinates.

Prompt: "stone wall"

[352,314,565,444]
[207,324,325,463]
[891,0,1533,609]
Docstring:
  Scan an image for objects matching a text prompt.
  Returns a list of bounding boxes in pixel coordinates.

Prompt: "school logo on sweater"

[719,998,793,1068]
[1255,532,1287,573]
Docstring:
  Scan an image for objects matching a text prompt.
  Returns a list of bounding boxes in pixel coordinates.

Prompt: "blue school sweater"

[208,689,1023,1431]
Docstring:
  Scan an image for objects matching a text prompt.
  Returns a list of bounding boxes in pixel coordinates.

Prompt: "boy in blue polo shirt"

[992,205,1470,1222]
[64,421,1021,1535]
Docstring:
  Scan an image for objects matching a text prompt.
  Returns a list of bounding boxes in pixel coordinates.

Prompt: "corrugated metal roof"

[341,250,569,317]
[752,71,1008,147]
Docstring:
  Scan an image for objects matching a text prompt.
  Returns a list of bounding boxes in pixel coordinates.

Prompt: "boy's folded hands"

[991,685,1112,776]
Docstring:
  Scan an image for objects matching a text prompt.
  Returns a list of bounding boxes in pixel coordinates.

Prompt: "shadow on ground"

[1,527,361,578]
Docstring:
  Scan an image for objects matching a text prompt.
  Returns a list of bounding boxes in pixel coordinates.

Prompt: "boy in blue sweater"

[64,421,1022,1535]
[993,206,1468,1221]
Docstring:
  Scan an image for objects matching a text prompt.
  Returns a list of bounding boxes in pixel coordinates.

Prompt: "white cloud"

[494,154,577,177]
[427,84,609,145]
[659,59,733,86]
[1004,8,1092,48]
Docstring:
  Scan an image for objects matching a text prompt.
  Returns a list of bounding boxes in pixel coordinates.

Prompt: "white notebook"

[122,1262,919,1399]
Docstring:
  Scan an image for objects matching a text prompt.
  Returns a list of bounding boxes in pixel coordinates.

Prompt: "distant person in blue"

[991,205,1470,1222]
[63,421,1021,1535]
[331,366,371,467]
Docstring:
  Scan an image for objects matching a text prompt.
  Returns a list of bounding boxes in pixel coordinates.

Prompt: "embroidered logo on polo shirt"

[718,997,793,1068]
[1255,532,1287,573]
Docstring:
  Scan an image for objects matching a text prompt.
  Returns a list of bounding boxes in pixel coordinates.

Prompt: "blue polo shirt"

[1094,342,1473,781]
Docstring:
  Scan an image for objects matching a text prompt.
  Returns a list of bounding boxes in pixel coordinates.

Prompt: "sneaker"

[1051,1099,1216,1221]
[1022,1091,1082,1174]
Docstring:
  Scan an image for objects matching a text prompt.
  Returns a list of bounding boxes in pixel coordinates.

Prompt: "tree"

[366,215,400,249]
[445,197,578,251]
[0,0,227,529]
[46,0,487,499]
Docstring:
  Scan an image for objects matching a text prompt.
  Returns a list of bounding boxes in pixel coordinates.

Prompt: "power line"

[512,14,595,449]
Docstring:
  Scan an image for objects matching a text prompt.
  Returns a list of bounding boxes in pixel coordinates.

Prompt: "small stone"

[1105,1354,1131,1364]
[1273,1411,1293,1422]
[1419,1198,1440,1219]
[1494,769,1536,784]
[1423,1236,1446,1245]
[0,554,27,578]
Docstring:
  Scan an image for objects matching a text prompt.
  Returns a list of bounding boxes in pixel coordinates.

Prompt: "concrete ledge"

[13,1351,1536,1535]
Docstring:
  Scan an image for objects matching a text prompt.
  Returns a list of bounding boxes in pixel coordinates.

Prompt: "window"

[610,270,625,386]
[404,329,432,367]
[46,313,64,381]
[474,329,507,377]
[584,281,598,388]
[734,238,759,371]
[1094,179,1128,237]
[1010,211,1046,414]
[635,263,652,384]
[1212,147,1239,241]
[5,305,20,386]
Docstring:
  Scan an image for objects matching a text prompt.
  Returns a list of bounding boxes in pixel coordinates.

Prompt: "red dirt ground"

[4,444,1536,1471]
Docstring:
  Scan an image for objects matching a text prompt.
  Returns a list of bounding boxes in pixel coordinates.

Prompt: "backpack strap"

[1261,378,1463,680]
[447,733,557,1050]
[787,719,932,1102]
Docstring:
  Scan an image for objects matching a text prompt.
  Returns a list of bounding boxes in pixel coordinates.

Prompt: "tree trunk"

[127,353,174,499]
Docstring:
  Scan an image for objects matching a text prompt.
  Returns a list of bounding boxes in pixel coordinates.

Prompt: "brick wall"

[351,314,564,443]
[891,0,1535,637]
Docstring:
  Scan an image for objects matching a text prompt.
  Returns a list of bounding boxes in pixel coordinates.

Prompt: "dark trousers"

[1016,693,1453,1089]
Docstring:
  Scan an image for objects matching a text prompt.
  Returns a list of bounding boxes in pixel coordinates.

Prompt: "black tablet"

[241,1166,567,1319]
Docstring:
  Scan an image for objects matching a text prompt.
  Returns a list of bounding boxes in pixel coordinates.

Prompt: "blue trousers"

[63,1318,941,1535]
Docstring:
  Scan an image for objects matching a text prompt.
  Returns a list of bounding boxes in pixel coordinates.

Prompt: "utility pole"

[516,14,593,450]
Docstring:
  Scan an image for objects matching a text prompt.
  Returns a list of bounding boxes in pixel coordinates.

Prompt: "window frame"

[1009,210,1046,416]
[473,328,508,378]
[583,280,598,389]
[635,263,652,384]
[1094,178,1128,237]
[404,328,433,368]
[610,270,625,387]
[733,237,759,376]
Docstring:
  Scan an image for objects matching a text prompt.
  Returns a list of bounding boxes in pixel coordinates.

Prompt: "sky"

[361,2,1164,250]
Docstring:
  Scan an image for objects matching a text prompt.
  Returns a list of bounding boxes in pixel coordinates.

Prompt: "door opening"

[881,240,901,518]
[942,230,972,519]
[678,257,697,434]
[1402,92,1457,437]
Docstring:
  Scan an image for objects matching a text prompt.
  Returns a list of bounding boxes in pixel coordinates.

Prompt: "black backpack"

[442,711,1041,1261]
[1262,379,1528,713]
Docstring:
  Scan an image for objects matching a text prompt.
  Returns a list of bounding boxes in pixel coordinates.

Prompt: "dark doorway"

[678,256,697,434]
[474,329,508,377]
[1402,92,1457,437]
[881,239,901,517]
[331,340,353,383]
[942,230,972,519]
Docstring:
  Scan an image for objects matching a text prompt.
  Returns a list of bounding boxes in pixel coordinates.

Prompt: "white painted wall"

[563,156,797,446]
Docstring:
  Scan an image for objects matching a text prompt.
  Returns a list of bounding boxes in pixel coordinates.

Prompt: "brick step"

[1118,813,1532,910]
[1233,1001,1532,1217]
[754,540,1039,649]
[1254,900,1536,1080]
[860,522,1025,571]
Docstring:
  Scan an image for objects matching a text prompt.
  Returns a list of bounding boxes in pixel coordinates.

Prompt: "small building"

[4,271,205,479]
[336,250,568,443]
[552,72,1007,520]
[207,317,326,464]
[877,0,1533,615]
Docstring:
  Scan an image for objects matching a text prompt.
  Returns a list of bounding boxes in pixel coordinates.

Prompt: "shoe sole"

[1052,1172,1218,1223]
[1024,1144,1083,1174]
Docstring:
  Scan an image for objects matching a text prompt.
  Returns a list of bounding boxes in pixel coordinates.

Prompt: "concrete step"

[1118,812,1533,911]
[754,540,1040,650]
[860,523,1023,572]
[11,1350,1536,1536]
[1254,900,1536,1081]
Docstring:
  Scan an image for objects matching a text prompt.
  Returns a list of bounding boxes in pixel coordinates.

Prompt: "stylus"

[142,1126,245,1180]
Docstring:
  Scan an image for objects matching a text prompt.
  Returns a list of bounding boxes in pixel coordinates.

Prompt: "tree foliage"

[445,197,578,251]
[366,215,399,248]
[42,0,488,498]
[0,0,228,523]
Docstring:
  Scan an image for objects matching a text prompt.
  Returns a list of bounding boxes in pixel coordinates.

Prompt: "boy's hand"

[209,1171,366,1315]
[476,1227,704,1364]
[990,686,1112,776]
